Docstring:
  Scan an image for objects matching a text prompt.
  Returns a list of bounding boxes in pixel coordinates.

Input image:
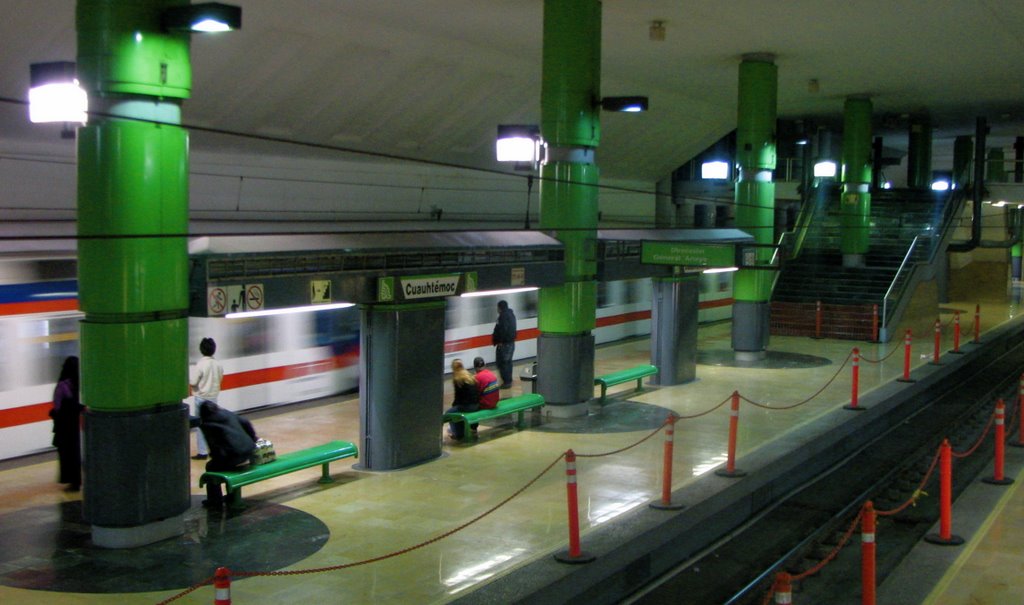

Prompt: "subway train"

[0,256,733,461]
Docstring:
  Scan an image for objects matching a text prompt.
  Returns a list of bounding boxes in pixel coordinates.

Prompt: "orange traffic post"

[214,567,231,605]
[773,571,793,605]
[871,304,879,343]
[950,311,963,354]
[924,440,964,546]
[931,319,941,365]
[716,391,747,478]
[974,303,981,343]
[812,300,824,339]
[1013,374,1024,449]
[651,415,685,510]
[983,399,1014,486]
[844,348,865,411]
[896,330,915,383]
[554,449,595,563]
[861,502,876,605]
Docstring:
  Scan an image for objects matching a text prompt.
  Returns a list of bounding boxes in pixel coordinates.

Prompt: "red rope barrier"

[791,508,862,581]
[951,411,996,459]
[877,445,941,517]
[741,351,853,410]
[860,339,902,363]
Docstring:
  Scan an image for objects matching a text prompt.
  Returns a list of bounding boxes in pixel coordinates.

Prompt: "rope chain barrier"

[740,350,853,411]
[576,417,670,458]
[951,410,996,459]
[154,576,216,605]
[860,340,903,364]
[676,393,734,420]
[791,506,863,582]
[877,445,941,517]
[156,453,567,603]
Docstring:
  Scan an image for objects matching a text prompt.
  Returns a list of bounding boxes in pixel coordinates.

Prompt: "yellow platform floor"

[0,278,1021,604]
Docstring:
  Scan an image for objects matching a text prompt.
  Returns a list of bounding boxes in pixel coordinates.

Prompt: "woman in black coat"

[444,358,479,439]
[51,356,83,491]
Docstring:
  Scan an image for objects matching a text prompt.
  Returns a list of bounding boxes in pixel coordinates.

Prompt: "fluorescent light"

[992,200,1008,207]
[701,161,730,180]
[460,287,538,298]
[161,2,242,33]
[931,180,950,191]
[496,137,538,163]
[226,302,354,319]
[813,161,837,178]
[881,181,893,189]
[702,267,738,274]
[191,18,231,32]
[29,61,87,124]
[599,96,649,112]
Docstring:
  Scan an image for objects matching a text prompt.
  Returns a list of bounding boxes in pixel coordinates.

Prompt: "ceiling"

[3,0,1024,183]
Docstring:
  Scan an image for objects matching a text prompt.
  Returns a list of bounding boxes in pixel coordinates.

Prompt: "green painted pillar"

[536,0,600,415]
[987,147,1007,183]
[840,96,872,267]
[953,135,973,189]
[731,54,777,359]
[907,115,932,190]
[77,0,191,547]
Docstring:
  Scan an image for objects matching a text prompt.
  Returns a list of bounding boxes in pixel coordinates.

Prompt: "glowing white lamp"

[813,161,837,178]
[28,62,87,124]
[701,161,730,180]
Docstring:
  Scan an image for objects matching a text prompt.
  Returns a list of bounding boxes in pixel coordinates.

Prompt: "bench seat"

[199,439,358,506]
[443,393,545,442]
[594,364,658,403]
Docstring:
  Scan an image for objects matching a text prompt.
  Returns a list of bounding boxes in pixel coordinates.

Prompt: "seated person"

[444,359,479,439]
[473,357,500,410]
[197,400,258,507]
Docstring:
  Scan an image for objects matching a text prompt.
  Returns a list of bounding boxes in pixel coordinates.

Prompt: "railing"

[879,236,919,341]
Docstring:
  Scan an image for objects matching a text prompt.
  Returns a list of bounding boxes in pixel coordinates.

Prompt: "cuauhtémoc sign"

[401,275,461,299]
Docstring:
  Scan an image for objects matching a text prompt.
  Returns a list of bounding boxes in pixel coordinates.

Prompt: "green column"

[731,55,777,358]
[840,97,872,266]
[77,0,191,547]
[536,0,600,413]
[953,135,973,189]
[907,115,932,189]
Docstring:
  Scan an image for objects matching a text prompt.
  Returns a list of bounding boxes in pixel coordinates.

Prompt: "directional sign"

[641,242,736,267]
[311,279,332,304]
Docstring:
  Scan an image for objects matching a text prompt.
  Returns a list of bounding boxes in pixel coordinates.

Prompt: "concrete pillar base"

[537,333,595,406]
[92,514,185,549]
[735,350,767,362]
[545,401,591,419]
[843,254,865,268]
[732,300,770,354]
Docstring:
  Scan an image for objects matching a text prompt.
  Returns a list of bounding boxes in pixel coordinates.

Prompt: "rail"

[879,235,919,339]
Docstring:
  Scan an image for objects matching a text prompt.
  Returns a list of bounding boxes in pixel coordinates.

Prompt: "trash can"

[519,362,538,394]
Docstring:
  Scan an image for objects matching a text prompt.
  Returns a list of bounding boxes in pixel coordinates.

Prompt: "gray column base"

[83,404,190,540]
[731,300,770,353]
[650,277,698,386]
[545,402,591,419]
[843,253,865,268]
[93,514,185,549]
[735,350,767,362]
[537,333,595,414]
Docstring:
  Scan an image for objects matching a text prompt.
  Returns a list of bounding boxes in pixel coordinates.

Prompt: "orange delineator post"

[845,348,864,411]
[861,502,876,605]
[651,415,685,510]
[897,330,914,383]
[932,319,941,364]
[924,439,964,545]
[974,304,981,343]
[554,449,595,563]
[815,300,823,339]
[983,399,1014,485]
[715,391,746,478]
[872,304,879,342]
[214,567,231,605]
[773,571,793,604]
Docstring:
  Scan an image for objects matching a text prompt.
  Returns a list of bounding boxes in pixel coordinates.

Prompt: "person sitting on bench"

[198,400,258,507]
[473,357,500,410]
[445,359,479,440]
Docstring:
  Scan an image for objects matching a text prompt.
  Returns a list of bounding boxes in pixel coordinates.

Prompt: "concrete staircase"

[770,189,947,340]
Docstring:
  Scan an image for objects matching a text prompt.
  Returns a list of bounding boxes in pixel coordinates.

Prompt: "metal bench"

[442,393,545,442]
[199,439,358,507]
[594,364,658,404]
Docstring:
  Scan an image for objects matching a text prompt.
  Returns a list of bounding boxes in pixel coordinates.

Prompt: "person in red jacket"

[473,357,500,410]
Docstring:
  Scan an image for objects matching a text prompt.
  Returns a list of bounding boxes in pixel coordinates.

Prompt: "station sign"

[641,242,736,268]
[376,272,477,302]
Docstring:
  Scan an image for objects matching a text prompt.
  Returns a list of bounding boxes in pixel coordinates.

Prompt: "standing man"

[189,337,224,461]
[473,357,500,410]
[492,300,517,389]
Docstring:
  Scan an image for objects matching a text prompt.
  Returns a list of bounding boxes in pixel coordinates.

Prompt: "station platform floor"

[0,267,1021,604]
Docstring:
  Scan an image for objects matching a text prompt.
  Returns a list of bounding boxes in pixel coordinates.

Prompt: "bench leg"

[600,384,607,405]
[636,377,643,393]
[319,462,334,484]
[461,420,474,442]
[226,488,244,510]
[516,410,525,429]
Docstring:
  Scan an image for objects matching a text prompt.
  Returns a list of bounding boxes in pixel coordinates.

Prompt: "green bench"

[199,439,358,507]
[443,393,545,442]
[594,364,658,404]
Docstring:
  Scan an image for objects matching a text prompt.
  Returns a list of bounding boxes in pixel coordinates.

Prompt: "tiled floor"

[0,274,1020,604]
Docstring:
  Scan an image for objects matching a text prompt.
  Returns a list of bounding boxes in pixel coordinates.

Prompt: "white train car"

[0,264,732,461]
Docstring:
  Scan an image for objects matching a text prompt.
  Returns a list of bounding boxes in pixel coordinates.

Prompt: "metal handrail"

[880,235,919,331]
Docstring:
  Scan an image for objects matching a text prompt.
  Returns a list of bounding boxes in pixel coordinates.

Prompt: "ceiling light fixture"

[598,96,649,113]
[161,2,242,33]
